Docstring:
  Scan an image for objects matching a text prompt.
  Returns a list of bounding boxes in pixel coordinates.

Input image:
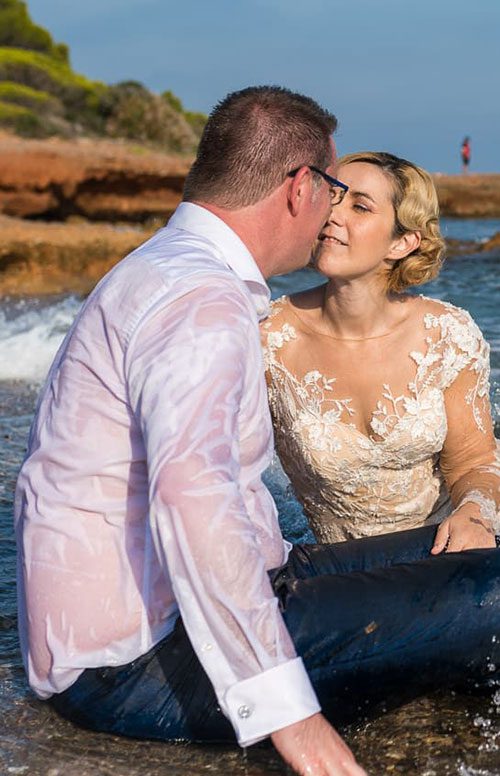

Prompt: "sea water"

[1,218,499,775]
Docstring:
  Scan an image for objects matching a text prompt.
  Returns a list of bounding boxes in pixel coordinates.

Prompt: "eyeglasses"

[288,165,349,206]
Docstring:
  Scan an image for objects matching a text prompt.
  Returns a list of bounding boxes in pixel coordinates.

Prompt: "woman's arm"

[432,330,499,553]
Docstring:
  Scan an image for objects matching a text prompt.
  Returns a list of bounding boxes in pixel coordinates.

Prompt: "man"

[15,87,500,776]
[15,86,366,775]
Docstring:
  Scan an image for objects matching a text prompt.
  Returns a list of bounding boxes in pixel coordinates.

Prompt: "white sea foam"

[0,296,82,382]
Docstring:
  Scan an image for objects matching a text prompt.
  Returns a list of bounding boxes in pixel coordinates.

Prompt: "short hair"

[183,86,337,209]
[339,151,445,293]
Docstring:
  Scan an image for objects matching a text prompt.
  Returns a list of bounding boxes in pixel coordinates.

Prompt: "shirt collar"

[167,202,270,319]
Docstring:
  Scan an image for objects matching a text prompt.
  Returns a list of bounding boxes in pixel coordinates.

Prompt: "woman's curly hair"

[338,151,445,292]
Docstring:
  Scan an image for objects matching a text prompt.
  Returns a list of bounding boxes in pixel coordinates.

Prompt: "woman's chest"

[275,368,448,460]
[276,333,442,439]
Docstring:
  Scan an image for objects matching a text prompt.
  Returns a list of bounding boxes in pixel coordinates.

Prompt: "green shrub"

[184,110,206,137]
[0,47,108,129]
[0,47,102,98]
[0,5,204,149]
[105,82,198,153]
[161,90,206,139]
[161,89,183,113]
[0,0,68,63]
[0,98,42,133]
[0,79,62,113]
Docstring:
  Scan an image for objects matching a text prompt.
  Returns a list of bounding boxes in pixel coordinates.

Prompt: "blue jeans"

[49,525,500,743]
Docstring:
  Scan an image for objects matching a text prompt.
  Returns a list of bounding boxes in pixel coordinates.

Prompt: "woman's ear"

[387,231,421,261]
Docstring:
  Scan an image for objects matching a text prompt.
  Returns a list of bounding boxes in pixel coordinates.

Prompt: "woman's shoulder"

[417,294,466,317]
[414,296,490,392]
[263,284,325,332]
[260,296,295,355]
[416,295,485,341]
[261,285,326,357]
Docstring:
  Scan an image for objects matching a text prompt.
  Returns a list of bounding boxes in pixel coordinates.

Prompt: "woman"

[263,152,499,551]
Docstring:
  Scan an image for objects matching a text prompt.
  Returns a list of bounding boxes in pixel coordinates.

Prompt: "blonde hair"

[339,151,445,292]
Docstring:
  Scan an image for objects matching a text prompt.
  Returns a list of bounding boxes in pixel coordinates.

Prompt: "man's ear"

[287,166,312,216]
[387,231,421,261]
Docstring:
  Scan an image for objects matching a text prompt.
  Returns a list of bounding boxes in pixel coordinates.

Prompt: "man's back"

[15,208,283,699]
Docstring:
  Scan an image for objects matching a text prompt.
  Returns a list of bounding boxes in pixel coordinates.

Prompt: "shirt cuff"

[221,657,321,746]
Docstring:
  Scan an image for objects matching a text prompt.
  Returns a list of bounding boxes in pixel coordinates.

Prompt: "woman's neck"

[317,279,407,341]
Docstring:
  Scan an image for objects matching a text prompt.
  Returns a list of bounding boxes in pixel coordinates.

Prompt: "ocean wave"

[0,296,82,383]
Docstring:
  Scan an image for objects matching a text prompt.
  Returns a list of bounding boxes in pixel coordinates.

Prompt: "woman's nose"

[327,200,345,224]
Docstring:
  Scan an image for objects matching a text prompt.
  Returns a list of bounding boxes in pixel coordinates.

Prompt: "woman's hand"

[431,510,496,554]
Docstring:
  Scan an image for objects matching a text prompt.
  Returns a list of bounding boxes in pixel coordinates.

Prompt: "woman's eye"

[353,203,370,212]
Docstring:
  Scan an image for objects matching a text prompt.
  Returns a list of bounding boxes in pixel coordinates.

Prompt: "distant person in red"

[461,136,471,174]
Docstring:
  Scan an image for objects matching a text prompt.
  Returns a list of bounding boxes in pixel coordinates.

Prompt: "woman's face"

[314,161,401,284]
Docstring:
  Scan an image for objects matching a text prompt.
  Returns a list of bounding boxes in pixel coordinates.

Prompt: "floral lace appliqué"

[263,297,499,539]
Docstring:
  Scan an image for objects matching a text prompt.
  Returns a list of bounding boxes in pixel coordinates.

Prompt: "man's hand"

[431,511,496,554]
[271,712,367,776]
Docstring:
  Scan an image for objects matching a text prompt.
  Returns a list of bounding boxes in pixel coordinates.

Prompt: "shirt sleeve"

[439,317,500,534]
[126,281,320,745]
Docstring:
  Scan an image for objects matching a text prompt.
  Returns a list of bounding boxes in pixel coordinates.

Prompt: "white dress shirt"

[14,202,320,745]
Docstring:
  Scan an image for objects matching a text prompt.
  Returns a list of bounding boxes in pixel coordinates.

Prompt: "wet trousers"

[49,525,500,743]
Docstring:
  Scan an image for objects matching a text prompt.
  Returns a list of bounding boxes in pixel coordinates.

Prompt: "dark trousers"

[49,525,500,743]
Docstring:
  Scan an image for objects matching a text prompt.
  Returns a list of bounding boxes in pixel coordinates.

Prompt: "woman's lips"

[319,234,348,246]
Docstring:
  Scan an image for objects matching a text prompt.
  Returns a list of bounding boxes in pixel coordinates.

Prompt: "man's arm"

[272,714,368,776]
[126,283,320,744]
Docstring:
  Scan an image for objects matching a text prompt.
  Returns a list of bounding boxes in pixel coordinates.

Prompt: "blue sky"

[28,0,500,173]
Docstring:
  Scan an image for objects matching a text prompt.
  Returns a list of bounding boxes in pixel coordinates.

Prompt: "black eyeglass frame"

[288,165,349,205]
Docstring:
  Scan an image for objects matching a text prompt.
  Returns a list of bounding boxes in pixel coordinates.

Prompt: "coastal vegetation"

[0,0,206,151]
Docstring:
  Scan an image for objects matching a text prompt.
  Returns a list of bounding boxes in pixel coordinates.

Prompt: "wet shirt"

[14,203,320,746]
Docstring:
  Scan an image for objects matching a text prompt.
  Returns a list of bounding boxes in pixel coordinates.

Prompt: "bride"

[263,151,499,551]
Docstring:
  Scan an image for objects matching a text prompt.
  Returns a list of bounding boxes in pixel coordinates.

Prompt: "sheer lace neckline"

[263,295,490,445]
[285,295,410,342]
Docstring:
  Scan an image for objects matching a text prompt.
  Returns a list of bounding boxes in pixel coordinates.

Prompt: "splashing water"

[0,296,82,382]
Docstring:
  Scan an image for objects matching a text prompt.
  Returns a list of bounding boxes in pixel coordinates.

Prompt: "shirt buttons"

[238,704,253,719]
[201,642,213,652]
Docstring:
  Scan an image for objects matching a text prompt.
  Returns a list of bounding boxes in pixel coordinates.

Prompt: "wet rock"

[481,232,500,253]
[0,133,190,222]
[434,174,500,218]
[0,215,158,295]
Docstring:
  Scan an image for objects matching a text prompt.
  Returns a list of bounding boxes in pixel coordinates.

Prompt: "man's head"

[183,86,337,209]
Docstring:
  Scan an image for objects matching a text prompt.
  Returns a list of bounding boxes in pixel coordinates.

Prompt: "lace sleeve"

[260,296,295,372]
[439,317,500,533]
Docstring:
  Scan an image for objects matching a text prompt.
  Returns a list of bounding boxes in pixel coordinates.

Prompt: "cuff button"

[238,704,253,719]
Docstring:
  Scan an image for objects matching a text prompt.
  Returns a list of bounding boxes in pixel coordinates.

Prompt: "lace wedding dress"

[263,295,500,543]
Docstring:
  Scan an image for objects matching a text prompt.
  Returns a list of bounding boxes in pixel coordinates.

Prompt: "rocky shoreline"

[1,133,500,296]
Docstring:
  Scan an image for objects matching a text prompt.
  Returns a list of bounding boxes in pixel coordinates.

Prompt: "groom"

[15,85,365,775]
[15,86,499,776]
